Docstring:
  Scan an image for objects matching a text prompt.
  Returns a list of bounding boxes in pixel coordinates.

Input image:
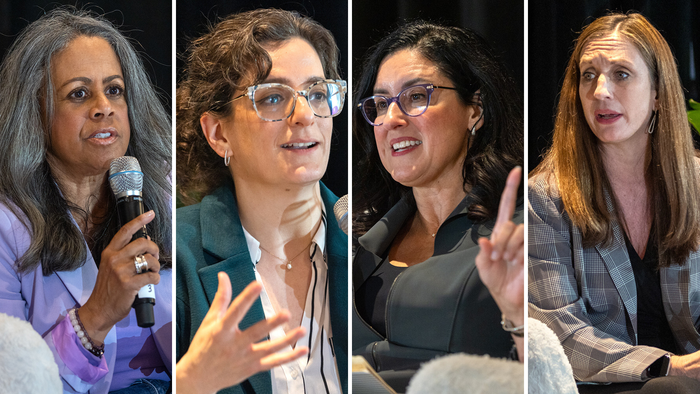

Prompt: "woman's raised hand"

[176,272,308,394]
[475,167,525,328]
[79,210,161,344]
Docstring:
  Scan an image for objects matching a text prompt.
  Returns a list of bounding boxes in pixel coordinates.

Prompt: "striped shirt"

[242,210,341,394]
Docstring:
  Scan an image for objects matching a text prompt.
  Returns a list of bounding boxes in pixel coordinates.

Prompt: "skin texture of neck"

[231,173,323,334]
[599,132,651,186]
[411,172,469,234]
[388,175,468,267]
[233,174,323,253]
[48,157,110,233]
[599,134,652,257]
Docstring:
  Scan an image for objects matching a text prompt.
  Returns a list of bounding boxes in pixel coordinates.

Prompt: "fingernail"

[491,251,499,260]
[146,210,155,217]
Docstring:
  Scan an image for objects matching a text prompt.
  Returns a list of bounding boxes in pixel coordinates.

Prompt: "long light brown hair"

[533,12,700,267]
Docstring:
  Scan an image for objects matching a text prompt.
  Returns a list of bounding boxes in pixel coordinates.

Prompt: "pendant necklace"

[259,240,314,270]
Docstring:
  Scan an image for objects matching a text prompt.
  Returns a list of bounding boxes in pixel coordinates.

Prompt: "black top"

[624,233,678,354]
[356,258,407,337]
[353,194,523,373]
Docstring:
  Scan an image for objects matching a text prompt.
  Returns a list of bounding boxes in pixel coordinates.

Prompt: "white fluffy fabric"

[406,353,523,394]
[0,312,62,393]
[528,317,577,394]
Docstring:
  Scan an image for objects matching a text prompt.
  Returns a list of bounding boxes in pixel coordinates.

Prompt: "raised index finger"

[495,167,522,230]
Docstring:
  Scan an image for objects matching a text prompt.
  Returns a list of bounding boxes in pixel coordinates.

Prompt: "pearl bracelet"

[68,308,104,357]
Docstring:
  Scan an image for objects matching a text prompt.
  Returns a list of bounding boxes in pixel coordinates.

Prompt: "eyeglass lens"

[361,85,430,125]
[253,82,344,121]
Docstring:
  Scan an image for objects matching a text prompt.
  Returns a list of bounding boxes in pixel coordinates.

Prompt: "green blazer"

[176,181,348,394]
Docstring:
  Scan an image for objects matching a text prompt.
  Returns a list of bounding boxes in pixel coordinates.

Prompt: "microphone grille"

[109,156,143,195]
[333,194,348,235]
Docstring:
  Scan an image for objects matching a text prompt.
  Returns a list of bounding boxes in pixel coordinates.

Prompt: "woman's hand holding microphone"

[79,211,161,345]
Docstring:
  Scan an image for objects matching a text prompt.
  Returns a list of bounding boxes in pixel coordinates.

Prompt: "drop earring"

[224,149,231,166]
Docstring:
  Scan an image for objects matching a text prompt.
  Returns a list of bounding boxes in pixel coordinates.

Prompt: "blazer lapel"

[54,248,99,306]
[595,193,638,337]
[50,201,100,306]
[196,183,271,394]
[355,197,412,286]
[197,257,261,329]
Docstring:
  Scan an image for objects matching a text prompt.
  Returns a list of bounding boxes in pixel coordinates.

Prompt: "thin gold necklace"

[259,240,314,270]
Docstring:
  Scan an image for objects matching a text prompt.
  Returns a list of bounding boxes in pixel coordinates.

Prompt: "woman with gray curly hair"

[175,8,348,394]
[0,7,172,394]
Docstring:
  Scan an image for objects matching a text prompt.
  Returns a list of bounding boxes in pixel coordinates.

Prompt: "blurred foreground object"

[528,317,577,394]
[406,353,523,394]
[0,312,62,393]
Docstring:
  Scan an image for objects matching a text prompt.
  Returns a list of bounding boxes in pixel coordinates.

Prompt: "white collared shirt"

[242,210,341,394]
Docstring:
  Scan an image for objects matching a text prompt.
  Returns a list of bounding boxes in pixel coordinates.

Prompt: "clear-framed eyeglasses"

[357,83,459,126]
[231,79,347,122]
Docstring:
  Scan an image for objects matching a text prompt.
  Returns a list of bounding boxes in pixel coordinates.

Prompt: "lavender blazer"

[0,202,172,393]
[528,172,700,382]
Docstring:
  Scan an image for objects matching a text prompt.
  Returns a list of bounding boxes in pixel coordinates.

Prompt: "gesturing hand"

[176,272,308,394]
[475,167,524,325]
[80,210,161,344]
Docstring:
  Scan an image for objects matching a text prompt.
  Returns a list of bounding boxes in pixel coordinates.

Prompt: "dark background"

[176,0,348,198]
[0,0,172,111]
[352,0,525,180]
[352,0,524,92]
[529,0,700,171]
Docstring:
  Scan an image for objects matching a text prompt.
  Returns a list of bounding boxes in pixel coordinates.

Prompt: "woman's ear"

[200,112,229,159]
[468,90,485,134]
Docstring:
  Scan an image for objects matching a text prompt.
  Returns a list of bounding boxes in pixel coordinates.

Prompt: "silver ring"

[134,255,148,274]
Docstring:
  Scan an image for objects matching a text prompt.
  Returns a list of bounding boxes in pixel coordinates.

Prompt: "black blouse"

[624,233,678,354]
[356,258,406,337]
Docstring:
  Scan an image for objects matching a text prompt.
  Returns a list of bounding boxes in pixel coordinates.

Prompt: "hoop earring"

[647,110,657,134]
[224,149,231,166]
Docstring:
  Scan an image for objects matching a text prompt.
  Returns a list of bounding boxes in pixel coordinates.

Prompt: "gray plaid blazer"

[528,172,700,382]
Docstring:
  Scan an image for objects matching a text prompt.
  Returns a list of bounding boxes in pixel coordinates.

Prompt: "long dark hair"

[353,20,523,235]
[0,7,172,275]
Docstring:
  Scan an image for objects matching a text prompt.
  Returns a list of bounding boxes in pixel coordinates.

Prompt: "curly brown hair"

[177,8,340,205]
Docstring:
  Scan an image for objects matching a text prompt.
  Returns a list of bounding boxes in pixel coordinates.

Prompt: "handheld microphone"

[334,195,348,235]
[108,156,155,328]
